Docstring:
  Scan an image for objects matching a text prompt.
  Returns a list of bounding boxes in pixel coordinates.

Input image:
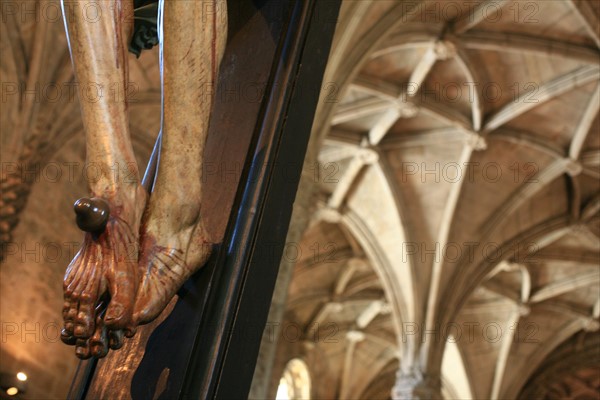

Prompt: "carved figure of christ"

[60,0,227,358]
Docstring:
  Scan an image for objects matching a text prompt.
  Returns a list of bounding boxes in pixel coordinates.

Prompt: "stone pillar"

[391,370,442,400]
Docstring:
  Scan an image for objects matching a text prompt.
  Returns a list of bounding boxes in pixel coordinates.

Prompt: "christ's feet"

[133,210,212,325]
[61,185,146,359]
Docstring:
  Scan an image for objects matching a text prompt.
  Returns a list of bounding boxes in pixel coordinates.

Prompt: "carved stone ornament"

[60,0,227,359]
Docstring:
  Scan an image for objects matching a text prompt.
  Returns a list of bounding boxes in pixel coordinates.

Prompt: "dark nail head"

[74,197,110,233]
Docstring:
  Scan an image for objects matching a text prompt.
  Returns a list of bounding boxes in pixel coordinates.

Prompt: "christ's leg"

[133,0,227,324]
[60,0,146,358]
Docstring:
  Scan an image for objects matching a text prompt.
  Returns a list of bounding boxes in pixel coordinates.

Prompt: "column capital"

[392,369,442,400]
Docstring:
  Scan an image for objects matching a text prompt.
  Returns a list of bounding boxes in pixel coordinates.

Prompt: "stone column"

[391,369,442,400]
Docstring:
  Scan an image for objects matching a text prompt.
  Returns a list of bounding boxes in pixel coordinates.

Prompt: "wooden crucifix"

[60,0,341,398]
[61,0,227,359]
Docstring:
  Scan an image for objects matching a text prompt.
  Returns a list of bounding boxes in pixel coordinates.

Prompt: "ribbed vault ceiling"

[275,0,600,399]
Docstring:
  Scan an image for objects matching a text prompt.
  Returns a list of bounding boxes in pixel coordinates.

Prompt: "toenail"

[61,330,76,345]
[76,347,90,359]
[80,293,92,302]
[74,325,87,337]
[75,341,90,359]
[77,311,90,321]
[91,344,107,358]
